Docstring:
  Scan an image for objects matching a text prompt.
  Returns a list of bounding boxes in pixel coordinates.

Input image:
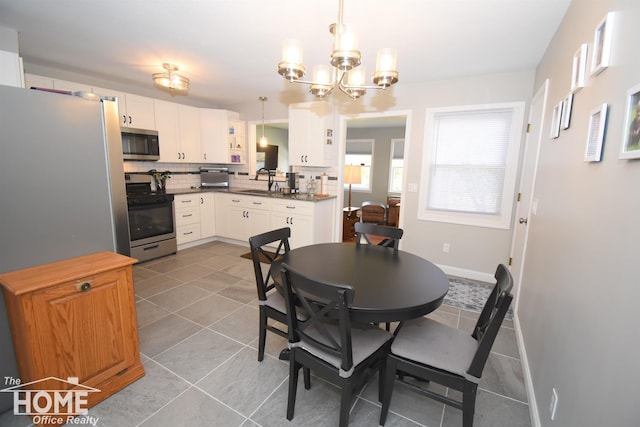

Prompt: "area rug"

[445,276,513,320]
[240,251,275,264]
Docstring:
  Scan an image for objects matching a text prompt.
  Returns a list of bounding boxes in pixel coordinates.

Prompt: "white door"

[509,79,549,309]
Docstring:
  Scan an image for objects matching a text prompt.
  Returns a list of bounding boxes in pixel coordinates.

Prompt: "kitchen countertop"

[168,187,336,202]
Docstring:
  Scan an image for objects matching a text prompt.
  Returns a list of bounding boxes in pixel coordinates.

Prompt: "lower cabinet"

[215,193,272,242]
[175,194,201,244]
[200,193,216,239]
[0,252,144,418]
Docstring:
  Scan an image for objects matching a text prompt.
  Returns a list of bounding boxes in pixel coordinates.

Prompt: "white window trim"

[388,138,404,194]
[418,102,525,229]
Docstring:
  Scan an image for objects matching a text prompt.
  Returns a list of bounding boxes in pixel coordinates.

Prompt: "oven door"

[128,200,176,247]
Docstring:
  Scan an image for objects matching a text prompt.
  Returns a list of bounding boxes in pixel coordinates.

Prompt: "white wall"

[521,0,640,425]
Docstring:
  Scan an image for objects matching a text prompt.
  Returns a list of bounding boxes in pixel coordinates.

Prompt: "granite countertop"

[168,187,336,202]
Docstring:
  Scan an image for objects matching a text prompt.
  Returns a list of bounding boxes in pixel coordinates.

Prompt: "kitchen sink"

[235,189,273,195]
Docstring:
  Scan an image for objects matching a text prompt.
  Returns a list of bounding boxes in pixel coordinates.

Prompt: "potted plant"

[149,169,171,191]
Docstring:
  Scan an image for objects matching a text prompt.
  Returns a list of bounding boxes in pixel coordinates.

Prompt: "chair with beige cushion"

[281,262,393,427]
[379,264,514,427]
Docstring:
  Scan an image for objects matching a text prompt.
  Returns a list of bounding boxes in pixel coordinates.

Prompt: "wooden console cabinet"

[0,252,144,422]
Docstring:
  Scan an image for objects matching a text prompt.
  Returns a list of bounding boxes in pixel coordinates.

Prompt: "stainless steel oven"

[125,174,177,262]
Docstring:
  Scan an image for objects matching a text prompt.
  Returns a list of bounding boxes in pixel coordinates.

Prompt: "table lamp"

[344,164,362,209]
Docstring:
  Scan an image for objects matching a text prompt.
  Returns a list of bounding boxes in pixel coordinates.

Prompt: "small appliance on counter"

[200,167,229,189]
[286,172,299,193]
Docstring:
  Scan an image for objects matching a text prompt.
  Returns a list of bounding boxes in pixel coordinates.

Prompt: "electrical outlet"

[442,243,450,253]
[550,388,558,421]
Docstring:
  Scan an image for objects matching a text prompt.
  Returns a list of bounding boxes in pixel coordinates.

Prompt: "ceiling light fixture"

[277,0,398,100]
[259,96,268,147]
[152,63,190,96]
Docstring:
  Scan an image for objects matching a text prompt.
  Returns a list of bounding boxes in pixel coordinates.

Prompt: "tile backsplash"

[123,161,339,195]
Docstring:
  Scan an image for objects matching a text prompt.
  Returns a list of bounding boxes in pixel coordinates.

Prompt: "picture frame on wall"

[590,12,614,76]
[550,101,562,139]
[620,83,640,159]
[561,93,573,130]
[571,43,588,92]
[584,103,608,162]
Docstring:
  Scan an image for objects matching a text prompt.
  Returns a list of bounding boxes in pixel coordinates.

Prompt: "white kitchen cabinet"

[155,100,200,163]
[175,194,201,244]
[215,193,271,241]
[288,101,336,166]
[200,109,245,164]
[200,192,216,239]
[24,73,53,90]
[109,90,156,129]
[271,198,335,249]
[0,50,23,87]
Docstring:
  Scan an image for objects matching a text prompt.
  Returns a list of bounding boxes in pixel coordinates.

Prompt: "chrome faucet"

[255,168,274,191]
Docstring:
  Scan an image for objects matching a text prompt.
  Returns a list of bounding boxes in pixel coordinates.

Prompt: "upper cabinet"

[155,100,201,163]
[200,109,246,164]
[0,50,24,88]
[288,101,336,167]
[107,91,156,130]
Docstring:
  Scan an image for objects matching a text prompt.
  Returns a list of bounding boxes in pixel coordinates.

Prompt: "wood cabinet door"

[29,267,138,390]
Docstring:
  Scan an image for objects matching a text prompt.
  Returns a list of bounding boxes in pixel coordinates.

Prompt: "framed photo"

[550,101,563,139]
[620,83,640,159]
[584,104,608,162]
[590,12,614,76]
[571,43,588,92]
[561,93,573,130]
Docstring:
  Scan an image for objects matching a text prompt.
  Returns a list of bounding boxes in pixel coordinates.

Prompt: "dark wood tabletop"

[271,242,449,323]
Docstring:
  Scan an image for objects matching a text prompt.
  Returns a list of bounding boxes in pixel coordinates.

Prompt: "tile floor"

[0,241,530,427]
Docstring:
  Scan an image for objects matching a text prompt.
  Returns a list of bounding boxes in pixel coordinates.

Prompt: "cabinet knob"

[77,282,91,292]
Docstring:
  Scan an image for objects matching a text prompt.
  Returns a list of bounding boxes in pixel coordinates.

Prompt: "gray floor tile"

[133,266,159,282]
[136,300,170,328]
[209,305,259,344]
[138,314,201,357]
[197,347,288,417]
[142,257,195,274]
[219,258,256,281]
[176,293,244,327]
[163,263,216,282]
[198,253,248,272]
[139,386,246,427]
[84,360,190,426]
[458,317,519,359]
[350,398,422,427]
[146,283,211,312]
[134,274,183,299]
[154,329,244,384]
[480,353,527,402]
[217,279,258,303]
[442,388,531,427]
[190,270,245,293]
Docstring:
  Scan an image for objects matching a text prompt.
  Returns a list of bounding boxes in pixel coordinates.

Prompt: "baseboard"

[436,264,495,283]
[513,312,541,427]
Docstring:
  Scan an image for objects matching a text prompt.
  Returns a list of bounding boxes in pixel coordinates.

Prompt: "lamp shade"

[344,164,362,185]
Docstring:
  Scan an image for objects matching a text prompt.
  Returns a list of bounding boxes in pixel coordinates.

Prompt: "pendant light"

[259,96,268,147]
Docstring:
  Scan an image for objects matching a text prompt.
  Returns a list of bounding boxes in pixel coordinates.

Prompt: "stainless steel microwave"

[121,128,160,161]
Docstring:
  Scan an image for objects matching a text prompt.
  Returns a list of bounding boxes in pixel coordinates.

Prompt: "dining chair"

[379,264,514,427]
[354,222,404,250]
[248,227,296,362]
[360,201,387,225]
[280,263,393,427]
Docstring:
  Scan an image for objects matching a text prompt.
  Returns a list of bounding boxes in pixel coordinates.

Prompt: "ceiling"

[0,0,571,110]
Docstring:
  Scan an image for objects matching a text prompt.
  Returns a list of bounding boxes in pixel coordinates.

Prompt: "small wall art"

[571,43,588,92]
[561,93,573,130]
[620,83,640,159]
[584,103,608,162]
[590,12,615,76]
[550,101,562,139]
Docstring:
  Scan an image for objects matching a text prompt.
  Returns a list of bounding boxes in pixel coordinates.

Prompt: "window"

[344,139,374,191]
[389,139,404,193]
[418,102,525,229]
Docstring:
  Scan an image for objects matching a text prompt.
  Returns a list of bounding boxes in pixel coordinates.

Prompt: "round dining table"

[270,242,450,324]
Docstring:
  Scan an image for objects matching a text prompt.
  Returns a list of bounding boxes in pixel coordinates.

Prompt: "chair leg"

[303,367,311,390]
[258,307,267,362]
[287,354,299,421]
[462,382,478,427]
[339,383,353,427]
[379,356,397,425]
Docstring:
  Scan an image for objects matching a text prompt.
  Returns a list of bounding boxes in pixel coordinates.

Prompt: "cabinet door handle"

[182,213,192,218]
[304,155,308,163]
[289,217,294,225]
[300,155,304,162]
[286,206,296,210]
[77,282,91,292]
[128,115,132,124]
[122,115,127,124]
[201,197,204,204]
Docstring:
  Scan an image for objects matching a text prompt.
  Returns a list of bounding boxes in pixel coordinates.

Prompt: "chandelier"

[152,63,190,96]
[277,0,398,99]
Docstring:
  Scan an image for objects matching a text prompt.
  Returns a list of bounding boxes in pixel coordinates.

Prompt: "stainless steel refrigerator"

[0,84,130,412]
